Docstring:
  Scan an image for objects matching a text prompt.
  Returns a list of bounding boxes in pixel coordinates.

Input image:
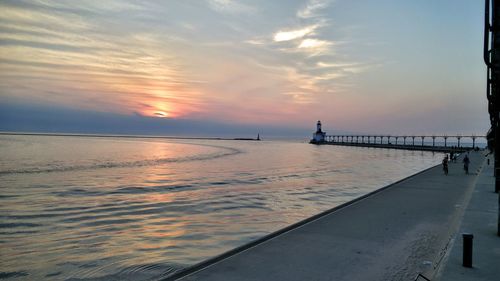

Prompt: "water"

[0,135,442,280]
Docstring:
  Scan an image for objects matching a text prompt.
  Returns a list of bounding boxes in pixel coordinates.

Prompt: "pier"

[317,134,485,153]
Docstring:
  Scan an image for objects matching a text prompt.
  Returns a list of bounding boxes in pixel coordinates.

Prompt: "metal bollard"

[462,233,473,267]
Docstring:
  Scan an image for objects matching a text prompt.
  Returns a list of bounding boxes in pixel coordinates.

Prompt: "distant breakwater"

[0,132,261,141]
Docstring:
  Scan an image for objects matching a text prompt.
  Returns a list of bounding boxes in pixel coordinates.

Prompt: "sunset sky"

[0,0,488,136]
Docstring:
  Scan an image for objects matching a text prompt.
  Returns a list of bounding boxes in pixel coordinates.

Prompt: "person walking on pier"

[463,154,470,175]
[442,156,449,176]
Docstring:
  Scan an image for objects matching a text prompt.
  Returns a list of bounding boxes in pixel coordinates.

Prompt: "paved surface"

[436,154,500,281]
[165,151,496,281]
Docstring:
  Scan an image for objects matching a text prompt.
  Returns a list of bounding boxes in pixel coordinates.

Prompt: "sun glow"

[154,111,169,118]
[141,100,179,119]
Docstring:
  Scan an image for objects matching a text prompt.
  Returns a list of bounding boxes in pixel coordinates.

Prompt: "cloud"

[317,61,358,68]
[316,61,383,74]
[0,0,387,131]
[207,0,255,14]
[0,1,204,119]
[273,25,318,42]
[244,39,266,45]
[297,0,331,19]
[298,38,331,49]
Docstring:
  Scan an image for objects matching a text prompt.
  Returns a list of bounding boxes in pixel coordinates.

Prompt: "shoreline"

[164,151,488,281]
[0,131,261,141]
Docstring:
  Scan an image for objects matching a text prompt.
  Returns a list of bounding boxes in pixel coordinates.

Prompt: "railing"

[323,135,485,149]
[311,135,487,153]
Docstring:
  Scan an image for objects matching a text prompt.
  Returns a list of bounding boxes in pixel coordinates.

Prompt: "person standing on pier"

[463,154,470,175]
[442,156,449,175]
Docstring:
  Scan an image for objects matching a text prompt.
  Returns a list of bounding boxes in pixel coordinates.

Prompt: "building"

[310,120,326,144]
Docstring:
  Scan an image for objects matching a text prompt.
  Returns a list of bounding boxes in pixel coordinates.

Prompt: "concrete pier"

[436,154,500,280]
[165,151,499,281]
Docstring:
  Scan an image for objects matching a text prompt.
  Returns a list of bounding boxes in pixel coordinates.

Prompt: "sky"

[0,0,489,137]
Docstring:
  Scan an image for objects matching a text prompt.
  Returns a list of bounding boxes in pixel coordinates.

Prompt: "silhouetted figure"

[442,156,449,176]
[463,154,470,175]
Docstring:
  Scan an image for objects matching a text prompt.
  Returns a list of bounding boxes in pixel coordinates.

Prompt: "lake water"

[0,135,442,280]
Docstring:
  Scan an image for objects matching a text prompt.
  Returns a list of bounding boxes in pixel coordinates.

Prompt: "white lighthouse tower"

[310,120,326,144]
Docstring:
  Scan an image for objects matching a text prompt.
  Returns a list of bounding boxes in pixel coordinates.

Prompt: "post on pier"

[472,136,476,148]
[457,136,462,148]
[403,136,407,145]
[395,137,399,145]
[412,136,415,146]
[432,136,436,147]
[421,136,424,146]
[444,136,448,147]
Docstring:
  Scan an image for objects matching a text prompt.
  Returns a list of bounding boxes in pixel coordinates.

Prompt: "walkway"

[436,154,500,281]
[165,151,497,281]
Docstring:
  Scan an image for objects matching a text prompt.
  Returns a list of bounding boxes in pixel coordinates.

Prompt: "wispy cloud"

[0,0,390,129]
[207,0,255,14]
[297,0,331,19]
[298,38,329,48]
[273,25,318,42]
[317,61,383,74]
[252,0,344,105]
[0,1,204,118]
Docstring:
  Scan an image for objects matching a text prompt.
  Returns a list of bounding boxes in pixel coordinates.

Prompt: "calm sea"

[0,135,441,280]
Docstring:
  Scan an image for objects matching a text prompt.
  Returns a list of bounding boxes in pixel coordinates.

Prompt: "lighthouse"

[310,120,326,144]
